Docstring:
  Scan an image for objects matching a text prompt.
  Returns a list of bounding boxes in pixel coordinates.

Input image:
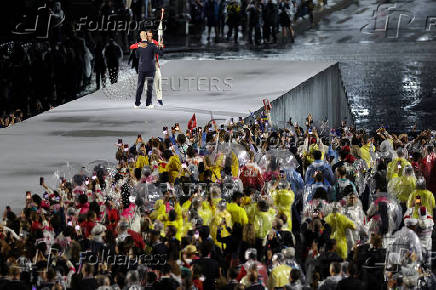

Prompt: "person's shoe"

[158,100,163,106]
[146,104,154,109]
[134,104,141,109]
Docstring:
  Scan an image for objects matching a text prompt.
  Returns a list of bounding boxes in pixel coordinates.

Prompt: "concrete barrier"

[251,62,354,129]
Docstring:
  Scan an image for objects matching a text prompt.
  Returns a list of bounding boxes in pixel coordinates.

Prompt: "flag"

[263,99,271,112]
[188,113,197,130]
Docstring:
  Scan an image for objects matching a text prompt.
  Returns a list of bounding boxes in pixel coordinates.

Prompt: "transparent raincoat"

[239,160,264,191]
[385,225,423,288]
[303,198,333,223]
[351,158,370,196]
[366,193,403,246]
[340,195,366,252]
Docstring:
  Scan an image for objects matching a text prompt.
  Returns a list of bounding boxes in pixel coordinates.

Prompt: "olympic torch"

[158,8,164,45]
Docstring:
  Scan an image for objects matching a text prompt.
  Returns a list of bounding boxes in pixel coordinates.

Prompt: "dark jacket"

[337,277,367,290]
[316,252,343,280]
[135,41,163,72]
[103,40,123,67]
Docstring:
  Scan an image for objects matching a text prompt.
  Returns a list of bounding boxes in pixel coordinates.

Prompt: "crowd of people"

[189,0,324,44]
[2,112,436,289]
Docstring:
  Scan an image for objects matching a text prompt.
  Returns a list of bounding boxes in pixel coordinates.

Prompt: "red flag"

[188,113,197,130]
[263,99,271,112]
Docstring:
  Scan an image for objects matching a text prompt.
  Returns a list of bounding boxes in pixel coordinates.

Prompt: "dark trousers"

[135,70,155,106]
[248,25,261,44]
[95,68,106,90]
[108,66,119,84]
[227,23,239,43]
[263,23,277,43]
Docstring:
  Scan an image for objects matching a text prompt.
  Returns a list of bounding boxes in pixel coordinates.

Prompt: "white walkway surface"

[0,59,334,209]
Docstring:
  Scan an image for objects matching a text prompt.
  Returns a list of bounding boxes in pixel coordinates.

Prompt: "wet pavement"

[162,0,436,132]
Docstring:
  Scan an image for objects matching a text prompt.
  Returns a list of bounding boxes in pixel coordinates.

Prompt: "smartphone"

[40,177,44,185]
[26,191,31,200]
[123,144,129,152]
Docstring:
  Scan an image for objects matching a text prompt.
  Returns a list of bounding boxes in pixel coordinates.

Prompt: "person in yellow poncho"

[253,200,274,242]
[359,136,376,169]
[210,201,232,249]
[135,143,149,168]
[197,199,212,225]
[407,177,435,219]
[158,150,182,184]
[154,191,184,241]
[268,254,292,289]
[324,209,356,259]
[205,152,224,182]
[135,154,149,169]
[271,180,295,232]
[227,191,248,226]
[303,142,325,166]
[388,165,416,205]
[387,148,411,180]
[167,155,182,184]
[231,151,239,178]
